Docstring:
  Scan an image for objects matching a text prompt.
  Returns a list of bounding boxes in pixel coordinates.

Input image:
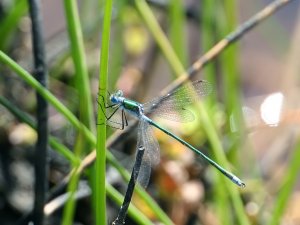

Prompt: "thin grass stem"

[134,0,185,76]
[63,0,95,133]
[62,0,95,222]
[96,0,113,224]
[268,140,300,225]
[169,0,188,67]
[0,0,27,50]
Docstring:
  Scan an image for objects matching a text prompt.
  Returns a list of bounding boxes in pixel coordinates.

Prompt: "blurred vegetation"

[0,0,299,225]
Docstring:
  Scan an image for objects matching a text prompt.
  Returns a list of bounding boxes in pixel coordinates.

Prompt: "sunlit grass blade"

[134,0,185,76]
[200,0,218,103]
[169,0,188,68]
[0,0,28,50]
[63,0,95,133]
[268,140,300,225]
[0,50,95,143]
[96,0,113,224]
[201,1,244,224]
[62,0,95,222]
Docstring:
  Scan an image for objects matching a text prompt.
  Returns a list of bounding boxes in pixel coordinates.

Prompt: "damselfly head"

[110,90,124,103]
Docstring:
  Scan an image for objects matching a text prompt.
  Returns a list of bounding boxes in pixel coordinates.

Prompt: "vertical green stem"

[0,0,28,50]
[63,0,95,132]
[108,0,125,90]
[268,140,300,225]
[200,0,218,103]
[62,0,95,223]
[134,0,185,76]
[169,0,188,67]
[96,0,113,224]
[221,1,244,147]
[201,2,231,224]
[62,169,81,225]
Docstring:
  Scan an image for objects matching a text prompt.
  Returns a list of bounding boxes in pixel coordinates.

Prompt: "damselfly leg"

[97,93,128,129]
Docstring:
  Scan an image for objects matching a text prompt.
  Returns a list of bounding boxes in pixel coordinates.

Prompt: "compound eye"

[116,90,123,97]
[110,95,116,103]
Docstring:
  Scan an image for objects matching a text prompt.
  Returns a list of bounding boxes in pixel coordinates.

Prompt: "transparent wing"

[147,107,195,122]
[136,120,160,188]
[106,107,127,130]
[143,80,212,122]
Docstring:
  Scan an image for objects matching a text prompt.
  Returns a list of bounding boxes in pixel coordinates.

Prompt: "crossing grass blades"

[98,80,245,224]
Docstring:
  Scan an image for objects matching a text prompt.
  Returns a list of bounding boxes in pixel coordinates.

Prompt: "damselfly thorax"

[110,90,145,118]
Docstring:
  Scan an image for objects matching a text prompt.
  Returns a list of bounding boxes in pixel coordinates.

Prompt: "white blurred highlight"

[260,92,284,126]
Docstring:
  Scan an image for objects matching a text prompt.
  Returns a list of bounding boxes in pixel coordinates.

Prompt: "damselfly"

[99,79,244,186]
[99,80,245,224]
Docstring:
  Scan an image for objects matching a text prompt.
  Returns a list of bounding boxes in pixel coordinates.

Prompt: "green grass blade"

[0,0,28,50]
[96,0,113,224]
[108,0,126,90]
[0,51,95,143]
[169,0,188,67]
[220,1,245,146]
[63,0,95,133]
[214,174,231,225]
[62,0,95,221]
[216,5,247,224]
[268,140,300,225]
[200,1,244,224]
[134,0,185,76]
[62,169,81,225]
[201,0,218,103]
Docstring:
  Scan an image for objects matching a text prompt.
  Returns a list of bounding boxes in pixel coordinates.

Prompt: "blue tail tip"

[232,175,246,188]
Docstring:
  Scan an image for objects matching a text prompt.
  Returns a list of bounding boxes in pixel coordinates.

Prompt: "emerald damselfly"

[100,79,244,187]
[99,80,245,224]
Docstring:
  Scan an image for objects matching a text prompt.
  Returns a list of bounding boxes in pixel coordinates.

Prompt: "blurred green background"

[0,0,300,225]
